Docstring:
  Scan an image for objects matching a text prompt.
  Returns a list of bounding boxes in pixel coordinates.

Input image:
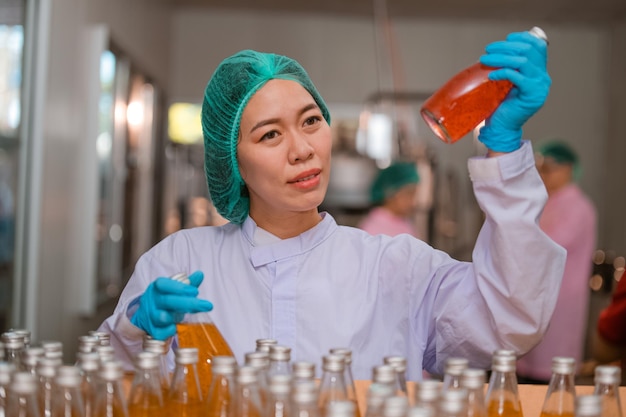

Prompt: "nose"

[288,131,314,164]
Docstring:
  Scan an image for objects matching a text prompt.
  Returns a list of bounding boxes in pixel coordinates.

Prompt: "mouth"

[288,169,321,184]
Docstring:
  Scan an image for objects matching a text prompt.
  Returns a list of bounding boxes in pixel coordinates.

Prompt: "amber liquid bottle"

[420,26,548,144]
[485,350,523,417]
[171,272,235,399]
[539,357,577,417]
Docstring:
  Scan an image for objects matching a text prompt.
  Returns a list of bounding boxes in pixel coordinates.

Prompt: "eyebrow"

[249,102,320,134]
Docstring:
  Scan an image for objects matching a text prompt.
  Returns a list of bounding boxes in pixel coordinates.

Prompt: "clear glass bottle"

[318,354,348,417]
[52,365,86,417]
[76,352,100,417]
[0,362,16,417]
[93,360,129,417]
[205,355,237,417]
[372,366,397,395]
[245,351,271,411]
[364,383,395,417]
[171,272,235,398]
[37,357,60,417]
[461,369,487,417]
[330,348,360,415]
[384,356,408,398]
[232,365,265,417]
[539,357,577,417]
[167,347,203,416]
[592,365,623,417]
[293,380,321,417]
[256,339,278,354]
[22,347,45,376]
[267,374,293,417]
[438,389,469,417]
[420,27,548,144]
[143,337,171,395]
[1,331,25,370]
[268,346,292,378]
[412,380,441,414]
[127,351,164,417]
[485,351,523,417]
[441,357,469,392]
[6,372,41,417]
[574,395,602,417]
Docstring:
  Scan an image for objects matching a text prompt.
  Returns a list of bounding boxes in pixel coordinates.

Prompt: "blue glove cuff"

[478,126,523,153]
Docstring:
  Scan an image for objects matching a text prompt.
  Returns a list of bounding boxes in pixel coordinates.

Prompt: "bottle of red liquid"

[420,27,547,144]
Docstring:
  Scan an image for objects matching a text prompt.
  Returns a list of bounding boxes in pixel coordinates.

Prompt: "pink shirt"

[358,206,421,239]
[516,183,597,380]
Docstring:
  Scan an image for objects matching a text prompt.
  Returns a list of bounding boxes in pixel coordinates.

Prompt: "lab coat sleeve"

[431,140,566,372]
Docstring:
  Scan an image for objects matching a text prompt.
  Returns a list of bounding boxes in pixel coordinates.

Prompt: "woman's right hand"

[130,271,213,340]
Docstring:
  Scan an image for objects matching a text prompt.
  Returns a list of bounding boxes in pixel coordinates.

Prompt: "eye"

[304,115,322,126]
[260,130,279,141]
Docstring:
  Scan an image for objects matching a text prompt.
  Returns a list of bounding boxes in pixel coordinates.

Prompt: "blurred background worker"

[358,161,422,239]
[517,140,598,383]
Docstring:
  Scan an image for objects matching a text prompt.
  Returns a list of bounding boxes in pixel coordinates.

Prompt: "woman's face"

[237,79,332,222]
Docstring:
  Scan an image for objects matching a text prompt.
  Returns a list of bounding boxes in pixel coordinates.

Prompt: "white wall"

[169,10,613,252]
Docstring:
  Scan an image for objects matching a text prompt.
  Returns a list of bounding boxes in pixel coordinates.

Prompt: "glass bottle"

[293,380,321,417]
[143,337,171,395]
[383,356,409,398]
[364,383,395,417]
[245,351,271,411]
[371,366,396,395]
[6,372,41,417]
[539,357,577,417]
[574,395,602,417]
[172,272,235,398]
[330,349,360,415]
[76,352,100,417]
[592,365,623,417]
[420,27,548,144]
[0,342,4,361]
[127,351,163,417]
[93,360,129,417]
[1,331,25,370]
[318,354,348,417]
[485,351,523,417]
[412,380,441,414]
[461,369,487,417]
[438,389,469,417]
[0,362,16,417]
[292,361,316,383]
[51,366,86,417]
[37,357,61,417]
[441,357,469,392]
[205,355,237,417]
[256,340,278,354]
[268,345,292,378]
[232,365,265,417]
[267,374,293,417]
[167,347,203,416]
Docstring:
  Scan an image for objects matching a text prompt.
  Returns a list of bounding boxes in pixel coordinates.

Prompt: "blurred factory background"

[0,0,625,367]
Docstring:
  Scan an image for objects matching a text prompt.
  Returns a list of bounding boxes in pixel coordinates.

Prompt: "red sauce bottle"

[421,27,547,144]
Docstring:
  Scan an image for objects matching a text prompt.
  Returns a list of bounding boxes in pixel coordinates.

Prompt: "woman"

[99,30,565,380]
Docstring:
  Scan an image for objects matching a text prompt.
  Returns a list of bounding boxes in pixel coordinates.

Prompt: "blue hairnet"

[201,50,331,224]
[371,162,420,204]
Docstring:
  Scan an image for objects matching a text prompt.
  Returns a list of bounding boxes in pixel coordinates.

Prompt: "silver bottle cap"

[170,272,190,284]
[322,354,345,373]
[293,380,318,403]
[444,357,469,376]
[212,355,237,375]
[56,365,82,387]
[384,356,407,373]
[1,331,24,350]
[292,361,316,379]
[594,365,621,385]
[373,364,396,384]
[269,345,291,362]
[461,368,486,389]
[77,351,100,372]
[576,395,602,417]
[551,356,576,375]
[0,362,15,385]
[37,357,61,378]
[135,351,160,370]
[175,347,198,365]
[256,338,278,353]
[330,348,353,365]
[99,360,124,381]
[408,405,435,417]
[10,372,38,394]
[367,382,395,408]
[529,26,548,43]
[143,338,169,355]
[96,345,116,363]
[22,347,45,368]
[326,400,356,417]
[414,379,441,403]
[236,365,258,384]
[78,335,100,353]
[245,351,270,370]
[9,329,31,346]
[491,353,516,372]
[269,374,292,394]
[383,396,410,417]
[439,389,468,415]
[88,331,111,346]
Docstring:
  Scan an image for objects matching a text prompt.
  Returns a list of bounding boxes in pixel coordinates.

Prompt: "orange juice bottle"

[485,350,523,417]
[420,27,547,144]
[170,272,236,399]
[539,357,577,417]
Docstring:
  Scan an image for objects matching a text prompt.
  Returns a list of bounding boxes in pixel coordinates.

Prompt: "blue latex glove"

[478,30,551,153]
[130,270,213,340]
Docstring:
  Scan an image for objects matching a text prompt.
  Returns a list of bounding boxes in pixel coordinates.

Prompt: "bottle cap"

[41,340,63,355]
[0,362,16,385]
[77,335,100,353]
[245,351,270,370]
[323,354,345,373]
[551,356,576,374]
[22,347,45,368]
[96,345,116,363]
[367,382,395,408]
[292,361,316,379]
[330,348,353,364]
[414,379,441,403]
[143,338,169,355]
[372,365,396,384]
[236,365,258,384]
[175,347,199,365]
[383,396,410,417]
[170,272,190,285]
[327,400,356,417]
[9,329,31,346]
[1,331,25,350]
[56,365,82,387]
[269,345,291,362]
[293,380,318,403]
[99,360,124,381]
[269,374,292,394]
[491,352,517,372]
[594,365,621,385]
[409,406,435,417]
[87,331,111,346]
[135,351,160,370]
[576,395,602,417]
[77,351,100,372]
[37,357,61,378]
[439,389,468,414]
[10,372,38,394]
[444,357,469,376]
[461,368,486,389]
[384,356,407,373]
[212,355,237,375]
[256,338,278,353]
[529,26,549,43]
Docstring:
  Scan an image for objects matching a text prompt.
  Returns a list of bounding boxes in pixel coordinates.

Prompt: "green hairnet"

[538,139,582,180]
[371,162,420,204]
[201,50,331,224]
